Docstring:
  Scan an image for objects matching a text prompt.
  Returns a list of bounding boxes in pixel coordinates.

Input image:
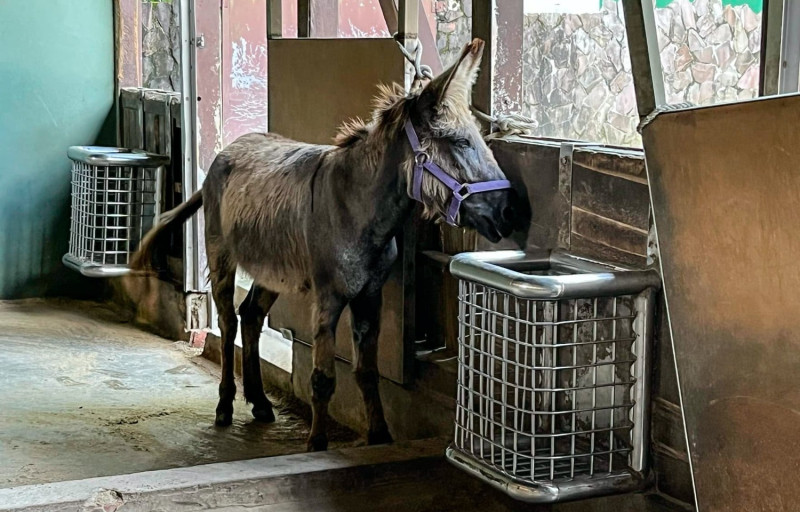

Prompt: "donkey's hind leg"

[239,285,279,422]
[350,289,392,445]
[210,261,238,427]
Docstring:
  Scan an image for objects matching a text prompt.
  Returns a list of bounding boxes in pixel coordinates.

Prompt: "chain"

[393,34,538,139]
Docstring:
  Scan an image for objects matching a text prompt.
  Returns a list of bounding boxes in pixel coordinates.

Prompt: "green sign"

[654,0,762,13]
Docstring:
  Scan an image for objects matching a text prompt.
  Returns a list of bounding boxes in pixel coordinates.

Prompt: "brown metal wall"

[644,94,800,511]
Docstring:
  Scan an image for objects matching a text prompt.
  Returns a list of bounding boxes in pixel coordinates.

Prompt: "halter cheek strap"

[404,120,511,226]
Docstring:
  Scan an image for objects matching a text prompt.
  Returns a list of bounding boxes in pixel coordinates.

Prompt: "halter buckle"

[414,152,429,165]
[453,184,472,201]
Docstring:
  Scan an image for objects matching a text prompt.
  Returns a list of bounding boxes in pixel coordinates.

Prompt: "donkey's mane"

[334,83,410,148]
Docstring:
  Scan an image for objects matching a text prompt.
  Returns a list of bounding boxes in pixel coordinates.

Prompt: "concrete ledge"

[0,438,448,512]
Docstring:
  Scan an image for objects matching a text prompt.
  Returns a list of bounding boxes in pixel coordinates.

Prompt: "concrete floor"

[0,299,356,489]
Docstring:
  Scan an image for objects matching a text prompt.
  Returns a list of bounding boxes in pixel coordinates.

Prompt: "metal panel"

[266,38,411,384]
[475,139,650,270]
[222,0,269,145]
[759,0,784,96]
[570,146,649,269]
[191,0,221,298]
[780,0,800,93]
[267,38,404,143]
[643,94,800,511]
[195,0,223,172]
[475,138,565,252]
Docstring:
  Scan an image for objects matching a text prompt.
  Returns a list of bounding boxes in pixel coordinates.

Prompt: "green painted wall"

[0,0,115,299]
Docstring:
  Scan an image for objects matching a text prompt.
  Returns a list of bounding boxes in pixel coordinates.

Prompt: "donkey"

[131,38,517,451]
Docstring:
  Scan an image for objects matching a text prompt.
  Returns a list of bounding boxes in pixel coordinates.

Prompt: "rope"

[393,34,538,139]
[471,108,538,139]
[394,36,434,82]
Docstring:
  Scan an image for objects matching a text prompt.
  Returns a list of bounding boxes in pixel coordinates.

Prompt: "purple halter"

[404,120,511,226]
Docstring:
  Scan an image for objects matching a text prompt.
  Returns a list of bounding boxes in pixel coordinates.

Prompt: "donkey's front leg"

[350,290,392,445]
[308,294,346,451]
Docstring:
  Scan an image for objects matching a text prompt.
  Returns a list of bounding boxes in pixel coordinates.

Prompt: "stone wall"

[142,0,182,91]
[435,0,763,147]
[523,2,639,146]
[433,0,473,68]
[657,0,761,105]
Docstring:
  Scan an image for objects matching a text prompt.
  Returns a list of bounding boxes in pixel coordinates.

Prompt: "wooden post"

[494,1,523,114]
[114,0,142,146]
[471,0,494,124]
[114,0,142,90]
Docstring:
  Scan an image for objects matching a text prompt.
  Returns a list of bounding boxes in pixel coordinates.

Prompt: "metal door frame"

[180,0,216,333]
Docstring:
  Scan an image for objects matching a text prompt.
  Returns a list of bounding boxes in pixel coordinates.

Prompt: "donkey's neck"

[331,130,414,244]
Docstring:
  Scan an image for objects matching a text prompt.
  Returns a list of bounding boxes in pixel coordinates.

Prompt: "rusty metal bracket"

[186,292,210,331]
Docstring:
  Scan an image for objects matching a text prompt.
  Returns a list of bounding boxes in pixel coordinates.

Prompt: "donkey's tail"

[129,189,204,272]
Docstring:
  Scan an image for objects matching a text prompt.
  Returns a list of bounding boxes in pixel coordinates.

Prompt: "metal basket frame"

[63,146,168,278]
[447,250,661,503]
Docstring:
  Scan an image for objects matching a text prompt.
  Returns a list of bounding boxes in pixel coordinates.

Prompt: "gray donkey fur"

[131,38,516,451]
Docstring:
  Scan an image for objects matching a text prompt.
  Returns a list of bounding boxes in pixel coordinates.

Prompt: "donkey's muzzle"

[461,189,518,243]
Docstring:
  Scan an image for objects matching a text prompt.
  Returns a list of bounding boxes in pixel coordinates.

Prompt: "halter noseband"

[404,120,511,226]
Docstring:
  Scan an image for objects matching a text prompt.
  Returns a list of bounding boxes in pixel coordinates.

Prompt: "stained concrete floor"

[0,299,357,489]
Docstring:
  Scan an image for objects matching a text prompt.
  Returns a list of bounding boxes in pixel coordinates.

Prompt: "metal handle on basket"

[449,250,662,299]
[67,146,170,167]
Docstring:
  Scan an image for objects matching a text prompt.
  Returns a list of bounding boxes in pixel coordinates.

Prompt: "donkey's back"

[204,132,333,294]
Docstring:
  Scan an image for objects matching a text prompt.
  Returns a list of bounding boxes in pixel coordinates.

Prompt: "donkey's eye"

[453,138,472,150]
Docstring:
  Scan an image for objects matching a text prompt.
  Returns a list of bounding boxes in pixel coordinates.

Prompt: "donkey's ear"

[426,38,485,107]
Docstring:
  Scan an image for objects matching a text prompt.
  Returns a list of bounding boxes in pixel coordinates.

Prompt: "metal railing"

[446,250,660,503]
[63,146,168,278]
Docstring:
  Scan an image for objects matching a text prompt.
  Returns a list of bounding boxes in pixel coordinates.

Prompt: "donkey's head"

[401,38,517,242]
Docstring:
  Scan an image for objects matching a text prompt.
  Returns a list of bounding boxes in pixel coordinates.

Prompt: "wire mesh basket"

[63,146,169,277]
[446,250,661,503]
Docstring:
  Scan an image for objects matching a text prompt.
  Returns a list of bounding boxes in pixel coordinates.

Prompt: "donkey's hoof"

[252,406,276,423]
[215,410,233,427]
[367,427,393,446]
[307,433,328,452]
